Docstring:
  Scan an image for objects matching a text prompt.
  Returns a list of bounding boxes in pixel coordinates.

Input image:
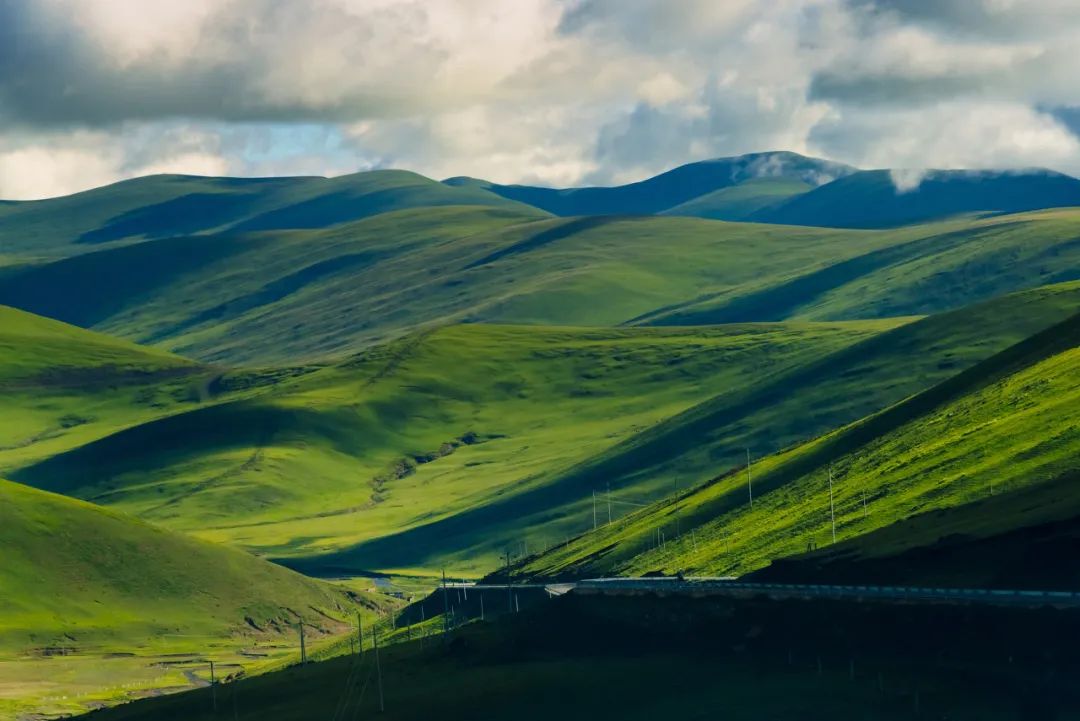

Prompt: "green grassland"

[641,208,1080,325]
[513,306,1080,582]
[659,177,814,220]
[2,202,1079,364]
[0,305,217,472]
[0,478,394,719]
[10,321,893,576]
[0,170,539,261]
[485,281,1080,569]
[7,283,1077,580]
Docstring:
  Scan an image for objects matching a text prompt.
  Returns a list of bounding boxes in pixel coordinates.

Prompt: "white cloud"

[2,0,1080,198]
[812,101,1080,175]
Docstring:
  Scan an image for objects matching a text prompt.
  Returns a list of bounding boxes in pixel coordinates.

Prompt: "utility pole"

[746,449,754,509]
[505,549,513,612]
[210,660,217,713]
[373,627,384,713]
[828,466,837,545]
[592,490,598,530]
[480,593,485,621]
[606,483,612,525]
[357,612,363,656]
[298,622,307,665]
[441,568,450,635]
[674,476,681,538]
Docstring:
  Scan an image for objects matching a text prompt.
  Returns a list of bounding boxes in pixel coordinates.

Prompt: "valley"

[1,151,1078,720]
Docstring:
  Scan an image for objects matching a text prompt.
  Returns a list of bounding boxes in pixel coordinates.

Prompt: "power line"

[746,448,754,509]
[828,465,837,545]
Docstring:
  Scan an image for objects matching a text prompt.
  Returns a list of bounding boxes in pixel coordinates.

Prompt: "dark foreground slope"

[80,594,1080,721]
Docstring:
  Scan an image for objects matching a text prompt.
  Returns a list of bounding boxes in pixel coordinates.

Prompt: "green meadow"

[2,156,1080,719]
[2,203,1078,365]
[0,478,395,719]
[515,306,1080,583]
[9,320,894,575]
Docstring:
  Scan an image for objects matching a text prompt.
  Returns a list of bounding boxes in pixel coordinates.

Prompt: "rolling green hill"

[3,204,1079,364]
[659,177,813,220]
[0,478,361,648]
[7,284,1076,578]
[0,306,213,473]
[512,305,1080,583]
[0,170,540,260]
[0,304,194,380]
[0,477,388,719]
[9,321,893,576]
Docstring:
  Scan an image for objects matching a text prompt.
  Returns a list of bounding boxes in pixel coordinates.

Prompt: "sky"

[2,0,1080,199]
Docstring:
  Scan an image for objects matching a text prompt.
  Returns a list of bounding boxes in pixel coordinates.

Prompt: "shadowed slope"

[515,304,1080,581]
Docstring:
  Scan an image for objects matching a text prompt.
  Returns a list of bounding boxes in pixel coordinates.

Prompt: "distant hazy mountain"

[755,168,1080,228]
[448,155,1080,227]
[444,151,855,217]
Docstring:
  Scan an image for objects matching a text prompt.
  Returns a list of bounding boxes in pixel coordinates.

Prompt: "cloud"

[2,0,1080,199]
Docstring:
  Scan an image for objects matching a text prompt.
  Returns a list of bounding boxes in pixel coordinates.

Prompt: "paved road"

[447,578,1080,608]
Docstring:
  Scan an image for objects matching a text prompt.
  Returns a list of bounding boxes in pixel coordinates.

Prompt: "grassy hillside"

[660,177,812,220]
[0,306,214,473]
[8,285,1076,578]
[0,170,539,260]
[0,479,361,647]
[639,209,1080,325]
[4,203,1079,364]
[0,478,389,720]
[0,304,193,379]
[514,305,1080,582]
[9,322,892,576]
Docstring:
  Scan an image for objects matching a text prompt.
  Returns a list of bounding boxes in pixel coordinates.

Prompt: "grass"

[2,202,1079,364]
[9,321,889,576]
[0,478,395,720]
[514,305,1080,582]
[643,208,1080,325]
[0,170,540,261]
[0,305,217,472]
[660,176,813,220]
[7,283,1076,579]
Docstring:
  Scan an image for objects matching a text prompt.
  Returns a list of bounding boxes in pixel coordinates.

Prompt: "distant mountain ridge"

[5,153,1080,252]
[445,151,855,217]
[756,167,1080,228]
[447,152,1080,227]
